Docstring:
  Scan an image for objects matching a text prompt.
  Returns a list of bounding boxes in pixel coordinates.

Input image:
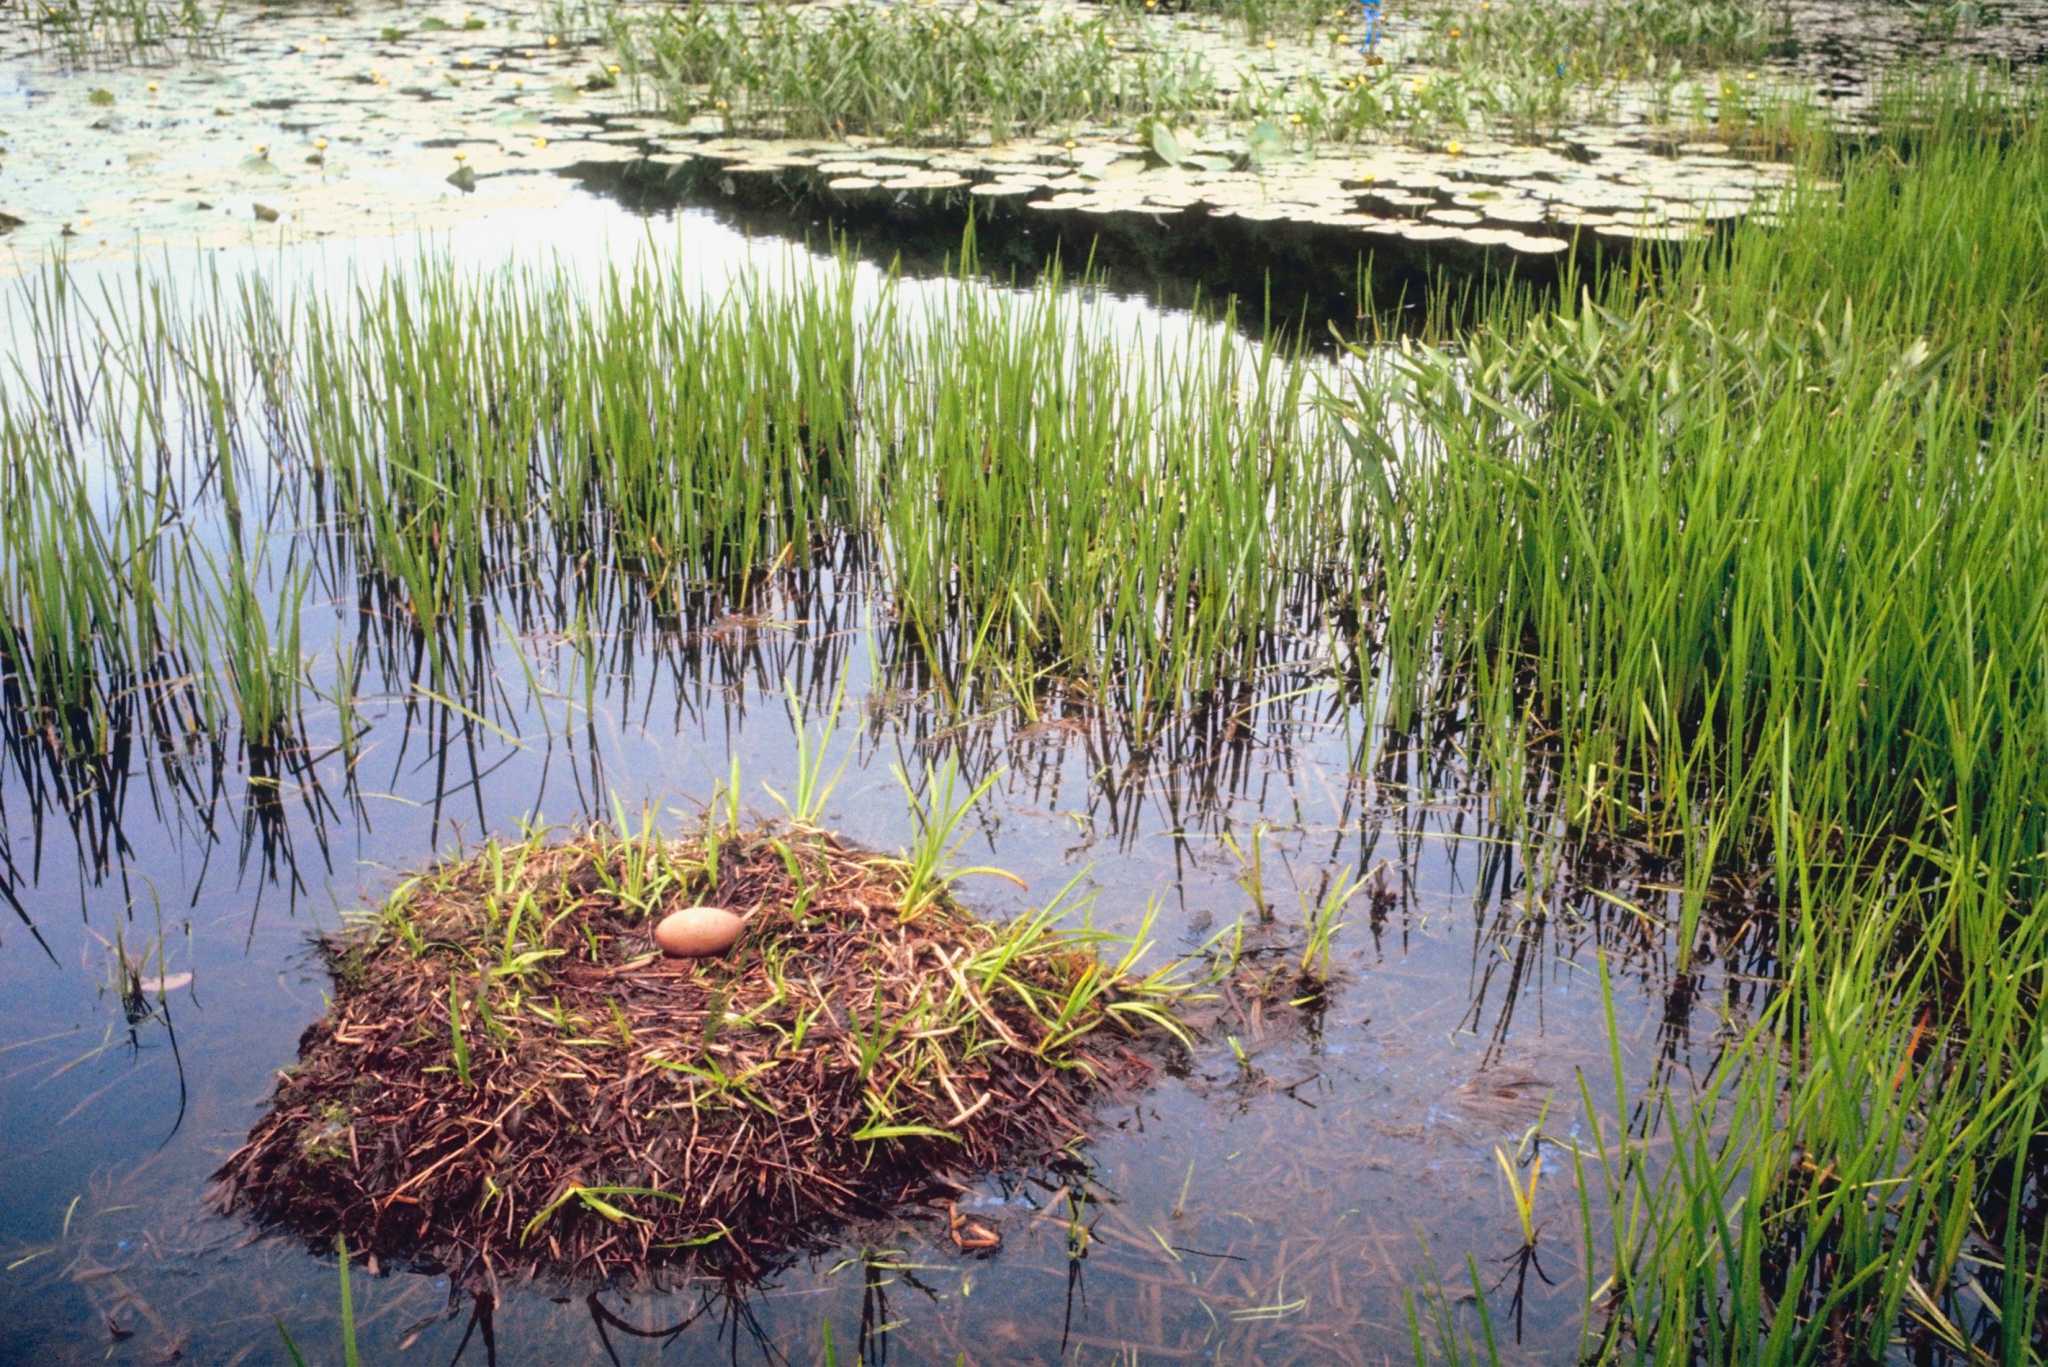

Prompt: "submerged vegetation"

[214,811,1213,1283]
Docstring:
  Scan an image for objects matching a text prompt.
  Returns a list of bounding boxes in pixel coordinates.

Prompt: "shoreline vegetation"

[3,0,2046,1357]
[606,0,1806,149]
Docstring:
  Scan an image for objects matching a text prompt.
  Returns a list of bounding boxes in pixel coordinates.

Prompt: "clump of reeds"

[26,0,222,65]
[1430,0,1787,87]
[613,1,1215,142]
[1,241,1349,768]
[212,816,1207,1285]
[1338,80,2048,1359]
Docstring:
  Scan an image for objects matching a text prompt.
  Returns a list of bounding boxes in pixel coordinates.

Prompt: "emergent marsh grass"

[0,243,1343,770]
[23,0,223,64]
[613,2,1216,143]
[1342,86,2048,1359]
[603,0,1805,150]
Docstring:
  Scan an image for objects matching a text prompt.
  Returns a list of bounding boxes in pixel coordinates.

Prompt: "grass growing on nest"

[612,2,1216,143]
[213,813,1211,1283]
[1337,82,2048,1359]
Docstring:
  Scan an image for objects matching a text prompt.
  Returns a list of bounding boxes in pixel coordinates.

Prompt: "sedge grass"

[612,1,1216,144]
[1,238,1359,763]
[1335,82,2048,1358]
[1422,0,1788,88]
[24,0,223,65]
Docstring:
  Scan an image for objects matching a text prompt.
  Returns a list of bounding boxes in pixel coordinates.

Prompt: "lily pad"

[1244,119,1291,170]
[1147,120,1191,168]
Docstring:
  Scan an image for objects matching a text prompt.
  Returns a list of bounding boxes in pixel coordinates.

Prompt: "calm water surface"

[0,197,1750,1366]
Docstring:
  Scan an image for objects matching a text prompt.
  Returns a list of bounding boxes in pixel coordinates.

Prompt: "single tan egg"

[654,905,743,958]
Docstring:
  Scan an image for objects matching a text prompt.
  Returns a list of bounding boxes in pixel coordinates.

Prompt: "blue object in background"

[1357,0,1382,55]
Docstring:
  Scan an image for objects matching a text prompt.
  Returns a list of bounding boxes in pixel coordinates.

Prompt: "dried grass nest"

[213,821,1206,1287]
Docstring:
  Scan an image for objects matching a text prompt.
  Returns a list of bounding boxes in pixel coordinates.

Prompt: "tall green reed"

[613,1,1215,143]
[1335,85,2048,1357]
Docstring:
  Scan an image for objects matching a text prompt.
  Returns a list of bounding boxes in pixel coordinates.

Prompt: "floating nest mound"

[213,822,1201,1286]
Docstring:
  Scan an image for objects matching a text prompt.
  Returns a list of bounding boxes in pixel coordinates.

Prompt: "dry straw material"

[213,821,1204,1286]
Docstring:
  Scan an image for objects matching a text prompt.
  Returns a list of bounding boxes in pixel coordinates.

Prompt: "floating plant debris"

[212,819,1209,1286]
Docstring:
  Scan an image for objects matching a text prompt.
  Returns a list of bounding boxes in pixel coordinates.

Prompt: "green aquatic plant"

[1334,82,2048,1358]
[1108,0,1346,40]
[762,676,854,830]
[1432,0,1788,86]
[889,754,1008,921]
[614,1,1216,143]
[26,0,222,65]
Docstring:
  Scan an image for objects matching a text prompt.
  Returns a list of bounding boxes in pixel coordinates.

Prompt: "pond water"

[0,187,1766,1364]
[18,0,1984,1347]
